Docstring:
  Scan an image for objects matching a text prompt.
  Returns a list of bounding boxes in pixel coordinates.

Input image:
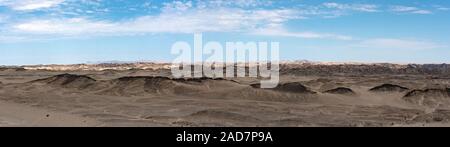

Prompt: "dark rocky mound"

[250,83,262,88]
[402,88,450,107]
[14,68,26,71]
[369,84,409,92]
[280,63,450,76]
[115,76,231,85]
[96,76,241,96]
[31,74,96,89]
[251,82,316,94]
[113,76,174,93]
[324,87,356,95]
[404,88,450,98]
[96,76,176,96]
[0,67,26,72]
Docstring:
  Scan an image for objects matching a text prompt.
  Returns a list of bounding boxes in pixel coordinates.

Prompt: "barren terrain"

[1,62,449,127]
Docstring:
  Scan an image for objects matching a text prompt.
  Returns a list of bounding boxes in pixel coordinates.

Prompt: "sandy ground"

[0,69,449,127]
[0,101,100,127]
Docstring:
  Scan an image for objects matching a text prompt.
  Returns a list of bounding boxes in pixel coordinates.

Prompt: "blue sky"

[0,0,449,65]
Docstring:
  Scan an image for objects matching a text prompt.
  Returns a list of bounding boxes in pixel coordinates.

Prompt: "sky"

[0,0,449,65]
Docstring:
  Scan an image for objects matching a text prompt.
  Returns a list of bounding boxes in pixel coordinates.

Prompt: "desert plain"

[0,61,449,127]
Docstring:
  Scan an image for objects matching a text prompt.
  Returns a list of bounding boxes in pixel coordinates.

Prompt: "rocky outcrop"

[369,84,409,92]
[252,82,316,94]
[402,88,450,107]
[30,74,96,89]
[281,63,450,76]
[324,87,356,95]
[404,88,450,98]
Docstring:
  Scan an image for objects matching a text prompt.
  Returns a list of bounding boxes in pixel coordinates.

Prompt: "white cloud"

[411,10,432,14]
[323,2,379,12]
[162,1,193,11]
[14,4,361,41]
[354,38,443,50]
[391,6,417,12]
[432,5,450,11]
[0,0,65,11]
[251,26,353,40]
[390,6,432,14]
[197,0,272,8]
[14,18,117,35]
[4,1,442,43]
[13,8,302,35]
[8,0,306,39]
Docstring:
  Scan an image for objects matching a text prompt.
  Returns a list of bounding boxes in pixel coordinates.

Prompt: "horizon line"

[2,60,450,67]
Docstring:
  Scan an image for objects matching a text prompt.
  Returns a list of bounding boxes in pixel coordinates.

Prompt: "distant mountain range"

[1,61,449,76]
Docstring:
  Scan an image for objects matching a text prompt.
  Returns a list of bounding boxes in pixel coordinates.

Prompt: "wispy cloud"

[437,7,450,11]
[12,6,301,36]
[13,18,116,35]
[162,1,193,11]
[390,5,432,14]
[433,5,450,11]
[0,0,65,11]
[8,1,378,40]
[2,0,306,41]
[323,2,379,12]
[251,26,353,40]
[1,0,446,43]
[197,0,273,8]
